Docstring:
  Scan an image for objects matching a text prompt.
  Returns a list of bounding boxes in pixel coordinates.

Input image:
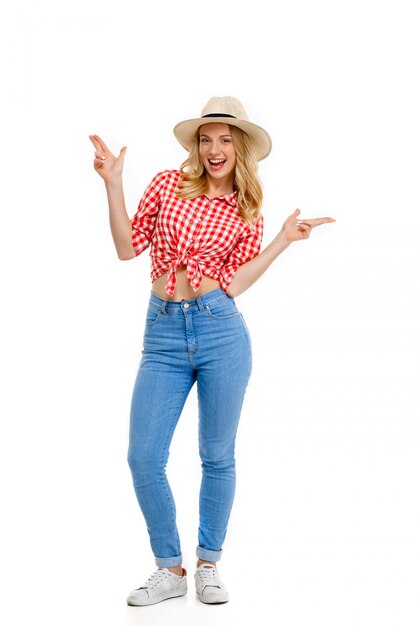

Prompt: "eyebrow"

[199,134,232,138]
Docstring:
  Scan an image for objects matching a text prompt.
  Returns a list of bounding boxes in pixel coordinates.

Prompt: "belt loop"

[196,296,204,313]
[160,300,168,315]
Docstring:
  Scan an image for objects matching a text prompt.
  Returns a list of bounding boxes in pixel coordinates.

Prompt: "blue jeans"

[127,287,252,568]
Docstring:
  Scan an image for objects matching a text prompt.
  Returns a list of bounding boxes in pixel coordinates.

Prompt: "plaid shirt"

[131,169,264,295]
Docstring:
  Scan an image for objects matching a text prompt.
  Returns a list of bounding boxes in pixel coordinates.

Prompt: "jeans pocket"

[205,298,240,320]
[145,303,162,326]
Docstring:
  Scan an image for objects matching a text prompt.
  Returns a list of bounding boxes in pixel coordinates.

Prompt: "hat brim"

[173,117,272,161]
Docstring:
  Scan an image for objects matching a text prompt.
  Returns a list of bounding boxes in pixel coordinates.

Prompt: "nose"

[208,139,222,156]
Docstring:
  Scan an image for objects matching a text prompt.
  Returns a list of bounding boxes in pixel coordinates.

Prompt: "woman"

[89,96,335,606]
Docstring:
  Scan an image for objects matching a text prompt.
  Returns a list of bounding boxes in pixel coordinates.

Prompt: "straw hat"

[173,96,272,161]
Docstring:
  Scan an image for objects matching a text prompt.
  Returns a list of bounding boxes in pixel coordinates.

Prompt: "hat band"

[201,113,237,119]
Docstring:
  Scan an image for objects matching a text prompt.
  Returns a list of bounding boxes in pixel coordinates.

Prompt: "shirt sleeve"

[218,214,264,293]
[131,170,169,256]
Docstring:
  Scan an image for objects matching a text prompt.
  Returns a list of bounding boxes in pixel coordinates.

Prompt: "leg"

[195,315,252,563]
[127,351,196,568]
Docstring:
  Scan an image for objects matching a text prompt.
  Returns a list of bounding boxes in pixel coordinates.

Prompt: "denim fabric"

[127,287,252,568]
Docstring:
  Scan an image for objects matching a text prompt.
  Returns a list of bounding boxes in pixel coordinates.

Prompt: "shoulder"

[149,168,181,183]
[252,213,264,234]
[239,212,264,239]
[243,211,264,227]
[146,169,181,193]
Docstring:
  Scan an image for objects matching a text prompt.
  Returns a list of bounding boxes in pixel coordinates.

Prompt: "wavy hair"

[175,125,263,226]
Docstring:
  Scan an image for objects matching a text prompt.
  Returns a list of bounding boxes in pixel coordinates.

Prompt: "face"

[198,123,237,187]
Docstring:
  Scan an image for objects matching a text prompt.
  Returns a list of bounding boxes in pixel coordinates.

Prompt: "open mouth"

[208,158,226,171]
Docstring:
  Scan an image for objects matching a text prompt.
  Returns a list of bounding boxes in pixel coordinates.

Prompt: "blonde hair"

[175,125,263,226]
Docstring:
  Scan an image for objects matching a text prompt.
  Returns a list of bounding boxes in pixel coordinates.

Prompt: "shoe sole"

[127,588,187,606]
[196,591,229,604]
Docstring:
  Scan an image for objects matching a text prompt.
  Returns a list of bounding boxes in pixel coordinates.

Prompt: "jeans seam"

[158,378,195,557]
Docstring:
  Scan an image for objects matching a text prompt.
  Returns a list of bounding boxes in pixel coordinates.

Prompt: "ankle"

[168,565,184,576]
[197,559,216,568]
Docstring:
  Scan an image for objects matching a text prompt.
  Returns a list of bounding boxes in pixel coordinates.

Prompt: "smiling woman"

[199,124,237,184]
[88,95,335,608]
[176,121,262,227]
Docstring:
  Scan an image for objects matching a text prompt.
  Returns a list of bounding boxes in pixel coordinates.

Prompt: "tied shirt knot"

[165,254,203,296]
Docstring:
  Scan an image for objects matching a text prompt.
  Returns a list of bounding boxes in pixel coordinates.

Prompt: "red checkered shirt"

[131,169,264,296]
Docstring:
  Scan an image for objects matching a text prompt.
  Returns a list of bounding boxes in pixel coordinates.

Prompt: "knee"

[127,447,163,484]
[199,444,236,473]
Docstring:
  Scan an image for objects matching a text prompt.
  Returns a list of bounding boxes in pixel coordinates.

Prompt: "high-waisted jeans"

[127,287,252,567]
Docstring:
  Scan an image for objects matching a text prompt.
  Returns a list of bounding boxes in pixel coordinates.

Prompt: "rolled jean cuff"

[155,554,182,568]
[196,546,223,562]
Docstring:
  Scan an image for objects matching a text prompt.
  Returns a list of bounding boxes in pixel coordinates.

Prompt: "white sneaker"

[194,563,229,604]
[127,567,187,606]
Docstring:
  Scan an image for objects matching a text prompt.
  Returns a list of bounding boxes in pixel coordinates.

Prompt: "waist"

[149,287,232,312]
[151,266,220,301]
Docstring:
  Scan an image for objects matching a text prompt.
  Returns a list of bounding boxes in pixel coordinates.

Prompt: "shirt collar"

[203,190,237,207]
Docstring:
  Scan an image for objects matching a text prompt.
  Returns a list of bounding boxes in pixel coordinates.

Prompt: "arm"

[89,134,135,260]
[226,208,336,298]
[105,177,136,260]
[226,229,291,297]
[89,134,165,261]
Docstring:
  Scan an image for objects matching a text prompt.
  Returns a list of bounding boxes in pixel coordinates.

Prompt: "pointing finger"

[89,135,107,160]
[299,217,336,227]
[89,135,103,154]
[89,135,100,150]
[92,134,110,153]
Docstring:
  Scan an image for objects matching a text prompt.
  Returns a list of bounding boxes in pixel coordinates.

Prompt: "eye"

[200,137,210,143]
[222,138,232,143]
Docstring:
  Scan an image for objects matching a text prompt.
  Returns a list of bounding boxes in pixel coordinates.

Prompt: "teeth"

[209,159,226,164]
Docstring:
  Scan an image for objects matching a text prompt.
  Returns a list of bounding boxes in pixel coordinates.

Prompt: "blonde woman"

[89,97,335,606]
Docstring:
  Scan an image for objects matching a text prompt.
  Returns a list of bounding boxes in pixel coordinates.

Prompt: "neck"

[205,174,235,198]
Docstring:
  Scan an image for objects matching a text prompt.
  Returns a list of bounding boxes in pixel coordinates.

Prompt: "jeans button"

[183,302,190,309]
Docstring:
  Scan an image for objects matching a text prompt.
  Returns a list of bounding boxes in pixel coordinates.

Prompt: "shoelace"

[197,566,221,588]
[139,568,170,590]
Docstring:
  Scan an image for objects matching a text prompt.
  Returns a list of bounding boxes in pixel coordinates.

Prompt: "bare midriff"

[151,265,221,302]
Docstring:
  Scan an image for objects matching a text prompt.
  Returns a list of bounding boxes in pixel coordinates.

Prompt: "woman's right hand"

[89,134,127,183]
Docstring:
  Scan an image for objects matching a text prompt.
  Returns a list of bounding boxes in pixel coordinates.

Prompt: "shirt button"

[183,303,190,309]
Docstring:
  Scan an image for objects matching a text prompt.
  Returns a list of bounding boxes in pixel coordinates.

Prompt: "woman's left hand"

[282,208,336,243]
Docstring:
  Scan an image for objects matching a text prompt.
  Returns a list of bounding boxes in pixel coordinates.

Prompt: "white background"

[1,1,416,624]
